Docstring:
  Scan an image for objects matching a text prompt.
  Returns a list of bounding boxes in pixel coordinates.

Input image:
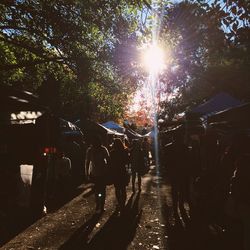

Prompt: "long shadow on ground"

[60,213,102,250]
[87,192,142,250]
[60,192,142,250]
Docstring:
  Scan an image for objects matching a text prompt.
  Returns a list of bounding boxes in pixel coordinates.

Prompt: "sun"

[142,44,165,74]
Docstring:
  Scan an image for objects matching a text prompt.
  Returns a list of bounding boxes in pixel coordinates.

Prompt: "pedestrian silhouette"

[85,135,110,213]
[130,139,145,193]
[110,138,129,213]
[230,136,250,250]
[164,129,189,218]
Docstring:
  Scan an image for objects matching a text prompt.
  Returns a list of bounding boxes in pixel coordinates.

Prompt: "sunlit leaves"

[0,0,146,121]
[88,81,128,122]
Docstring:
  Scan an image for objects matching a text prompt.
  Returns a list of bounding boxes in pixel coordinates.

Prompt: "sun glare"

[142,45,165,74]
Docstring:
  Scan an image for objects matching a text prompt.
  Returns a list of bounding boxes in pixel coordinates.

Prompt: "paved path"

[1,166,243,250]
[2,166,165,249]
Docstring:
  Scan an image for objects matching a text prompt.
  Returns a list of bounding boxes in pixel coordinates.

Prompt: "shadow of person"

[59,213,102,250]
[86,192,142,250]
[161,200,192,250]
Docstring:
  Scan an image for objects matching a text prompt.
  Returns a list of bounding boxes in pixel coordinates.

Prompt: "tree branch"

[0,58,64,71]
[0,35,58,60]
[0,25,28,31]
[143,0,152,10]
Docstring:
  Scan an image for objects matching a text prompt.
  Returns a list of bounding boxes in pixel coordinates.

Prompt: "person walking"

[164,129,189,218]
[130,139,145,193]
[110,138,129,213]
[85,135,110,213]
[142,137,150,166]
[230,137,250,250]
[54,151,72,201]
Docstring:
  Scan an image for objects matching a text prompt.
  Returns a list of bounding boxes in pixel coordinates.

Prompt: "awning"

[189,92,242,117]
[207,102,250,126]
[125,128,143,139]
[102,121,125,133]
[75,119,124,136]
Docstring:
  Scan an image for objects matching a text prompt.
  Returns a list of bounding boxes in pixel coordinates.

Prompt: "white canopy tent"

[102,121,125,133]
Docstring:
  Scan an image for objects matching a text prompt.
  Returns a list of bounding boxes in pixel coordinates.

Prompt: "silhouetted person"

[64,140,82,187]
[77,138,87,182]
[142,137,150,166]
[85,135,110,213]
[110,138,129,213]
[150,139,156,164]
[164,130,189,217]
[130,139,145,193]
[230,137,250,250]
[54,151,71,200]
[187,135,202,214]
[200,128,220,172]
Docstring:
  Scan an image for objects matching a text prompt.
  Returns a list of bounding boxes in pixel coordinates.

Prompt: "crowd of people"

[160,125,250,250]
[85,135,150,214]
[56,124,250,249]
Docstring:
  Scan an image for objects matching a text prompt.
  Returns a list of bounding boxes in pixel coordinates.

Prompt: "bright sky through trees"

[128,1,167,125]
[142,45,165,74]
[127,0,249,125]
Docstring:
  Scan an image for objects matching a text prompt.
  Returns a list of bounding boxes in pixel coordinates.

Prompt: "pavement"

[1,165,244,250]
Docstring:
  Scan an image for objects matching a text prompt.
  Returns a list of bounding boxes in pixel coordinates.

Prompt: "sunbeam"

[143,1,168,249]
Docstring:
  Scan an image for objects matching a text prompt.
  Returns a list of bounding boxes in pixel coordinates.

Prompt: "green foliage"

[88,80,129,122]
[0,0,145,121]
[190,0,249,39]
[3,0,247,124]
[157,1,250,121]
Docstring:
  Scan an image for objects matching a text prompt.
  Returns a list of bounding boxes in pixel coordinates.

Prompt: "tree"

[0,0,147,121]
[194,0,250,39]
[155,0,250,122]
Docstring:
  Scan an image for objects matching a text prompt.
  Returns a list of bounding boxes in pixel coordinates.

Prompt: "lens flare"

[142,45,165,74]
